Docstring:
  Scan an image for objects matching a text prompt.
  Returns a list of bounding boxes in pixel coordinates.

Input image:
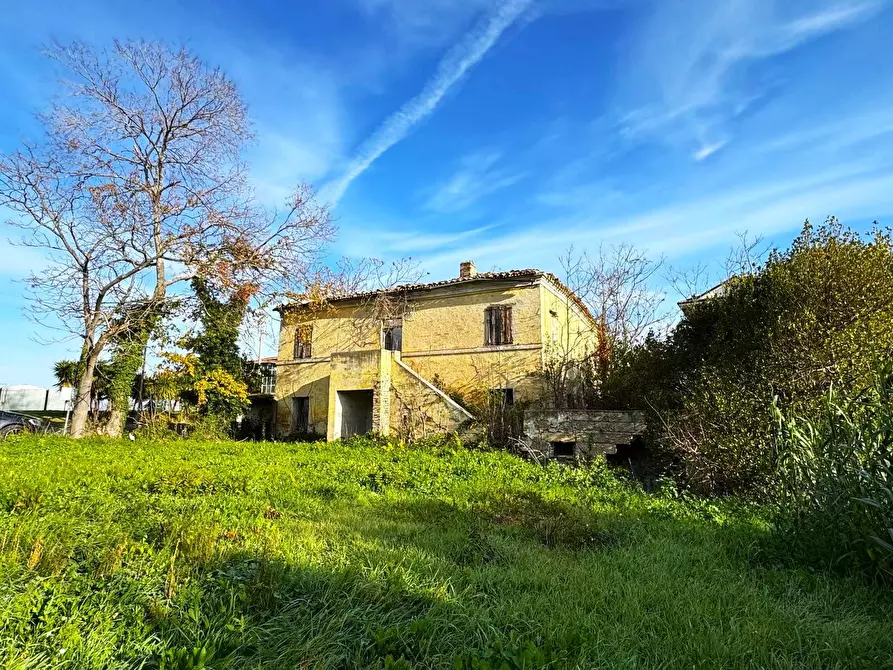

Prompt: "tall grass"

[0,435,891,668]
[773,371,893,580]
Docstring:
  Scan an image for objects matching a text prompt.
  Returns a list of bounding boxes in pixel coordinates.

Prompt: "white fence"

[0,387,73,412]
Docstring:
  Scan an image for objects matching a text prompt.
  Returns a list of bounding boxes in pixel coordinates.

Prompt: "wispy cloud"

[619,0,883,159]
[209,39,348,205]
[692,139,728,161]
[357,0,494,50]
[377,224,497,253]
[756,106,893,155]
[336,219,498,258]
[320,0,533,205]
[416,159,893,278]
[781,2,879,42]
[422,150,526,212]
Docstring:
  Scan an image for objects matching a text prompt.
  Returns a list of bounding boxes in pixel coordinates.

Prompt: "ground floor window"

[489,387,515,407]
[551,441,576,459]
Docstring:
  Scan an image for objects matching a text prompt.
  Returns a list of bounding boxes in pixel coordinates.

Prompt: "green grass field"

[1,436,891,669]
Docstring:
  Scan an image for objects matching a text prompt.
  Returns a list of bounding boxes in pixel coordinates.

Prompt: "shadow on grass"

[139,493,643,668]
[143,546,581,670]
[382,492,635,555]
[139,494,893,670]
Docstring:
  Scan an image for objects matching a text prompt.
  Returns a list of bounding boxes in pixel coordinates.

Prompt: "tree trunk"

[102,311,156,438]
[69,347,101,438]
[105,407,126,438]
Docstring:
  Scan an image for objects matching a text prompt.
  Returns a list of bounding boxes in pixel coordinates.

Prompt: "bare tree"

[665,261,711,303]
[0,40,332,437]
[723,231,770,279]
[536,245,668,409]
[347,258,427,345]
[665,231,771,303]
[282,256,426,350]
[560,244,668,347]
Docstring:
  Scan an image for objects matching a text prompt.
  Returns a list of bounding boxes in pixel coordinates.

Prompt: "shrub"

[772,369,893,581]
[648,219,893,495]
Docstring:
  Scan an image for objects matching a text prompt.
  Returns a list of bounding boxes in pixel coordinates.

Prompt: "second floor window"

[383,323,403,351]
[485,305,513,345]
[260,365,277,394]
[293,324,312,359]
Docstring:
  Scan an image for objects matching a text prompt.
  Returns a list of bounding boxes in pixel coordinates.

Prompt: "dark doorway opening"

[606,436,663,491]
[291,396,309,435]
[338,390,374,438]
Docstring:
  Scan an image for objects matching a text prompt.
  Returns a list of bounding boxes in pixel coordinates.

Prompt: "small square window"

[383,324,403,351]
[551,441,576,459]
[489,388,514,406]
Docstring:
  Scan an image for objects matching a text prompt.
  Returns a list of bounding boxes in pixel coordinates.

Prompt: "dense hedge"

[608,219,893,495]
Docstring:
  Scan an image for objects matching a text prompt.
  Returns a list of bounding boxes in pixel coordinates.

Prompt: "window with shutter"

[484,306,513,345]
[293,324,313,359]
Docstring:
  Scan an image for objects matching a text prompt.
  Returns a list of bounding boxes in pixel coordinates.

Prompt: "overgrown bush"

[622,219,893,495]
[772,370,893,581]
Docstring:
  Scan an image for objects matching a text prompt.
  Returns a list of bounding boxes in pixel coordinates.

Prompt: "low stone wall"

[523,409,647,462]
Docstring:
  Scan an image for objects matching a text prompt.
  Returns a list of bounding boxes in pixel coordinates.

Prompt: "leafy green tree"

[176,277,254,424]
[185,277,250,377]
[104,303,169,437]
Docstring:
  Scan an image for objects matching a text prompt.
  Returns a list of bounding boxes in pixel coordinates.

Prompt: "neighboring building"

[677,279,732,315]
[0,385,72,412]
[242,357,278,440]
[257,357,278,395]
[274,262,597,441]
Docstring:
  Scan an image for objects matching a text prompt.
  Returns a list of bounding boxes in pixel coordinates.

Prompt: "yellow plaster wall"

[389,358,468,440]
[403,348,543,404]
[326,350,384,440]
[396,282,545,404]
[277,303,379,360]
[274,278,596,437]
[540,282,598,363]
[402,283,542,351]
[275,304,382,439]
[274,361,330,436]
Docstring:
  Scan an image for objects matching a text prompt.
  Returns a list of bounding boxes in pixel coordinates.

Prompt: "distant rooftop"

[677,279,732,309]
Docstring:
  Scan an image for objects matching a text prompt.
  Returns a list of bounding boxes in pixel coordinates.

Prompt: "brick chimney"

[459,260,477,279]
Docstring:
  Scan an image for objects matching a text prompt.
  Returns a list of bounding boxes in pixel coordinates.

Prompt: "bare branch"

[561,244,669,346]
[0,40,333,436]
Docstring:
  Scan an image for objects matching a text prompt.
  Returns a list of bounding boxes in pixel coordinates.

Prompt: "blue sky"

[2,0,893,386]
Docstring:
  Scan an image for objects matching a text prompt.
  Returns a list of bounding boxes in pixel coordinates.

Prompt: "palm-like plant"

[53,360,79,389]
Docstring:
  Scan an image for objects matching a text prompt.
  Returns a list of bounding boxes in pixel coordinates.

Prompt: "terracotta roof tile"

[277,268,596,325]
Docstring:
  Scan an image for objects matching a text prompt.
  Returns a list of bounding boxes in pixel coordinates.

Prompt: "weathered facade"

[274,263,596,441]
[523,409,647,462]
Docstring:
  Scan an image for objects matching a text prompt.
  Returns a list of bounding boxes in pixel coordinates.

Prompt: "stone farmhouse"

[272,261,597,441]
